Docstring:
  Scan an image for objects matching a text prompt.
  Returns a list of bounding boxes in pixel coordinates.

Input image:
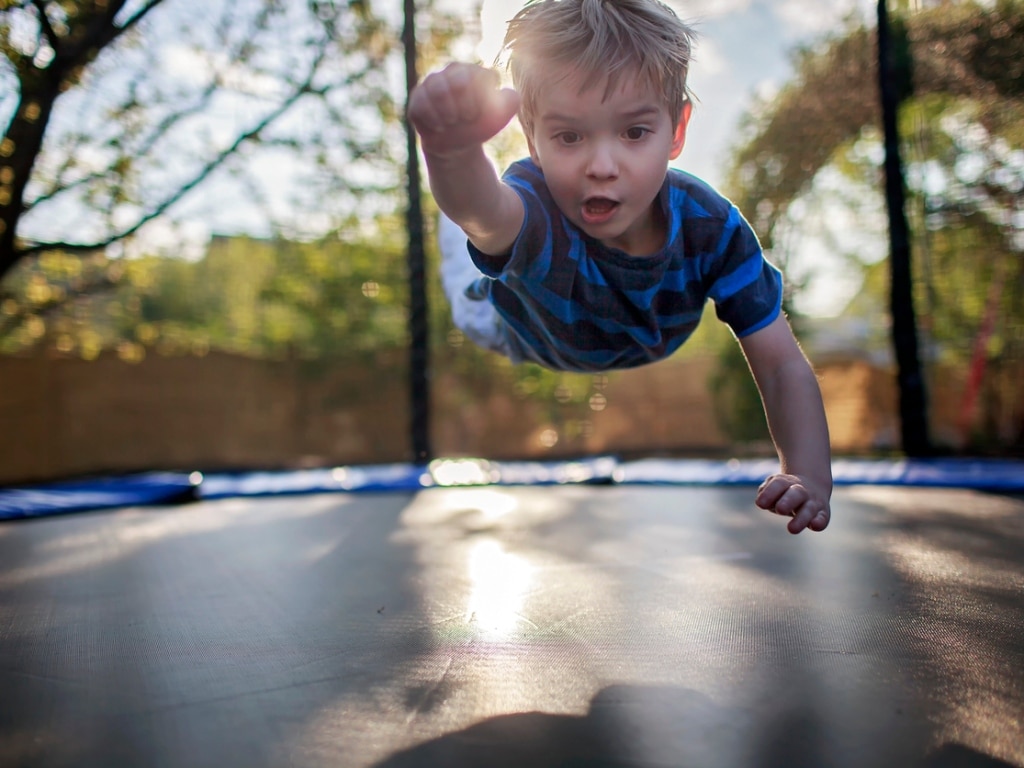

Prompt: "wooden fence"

[0,350,1009,485]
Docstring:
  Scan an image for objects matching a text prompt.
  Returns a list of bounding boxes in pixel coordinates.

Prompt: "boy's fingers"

[408,95,441,134]
[775,484,809,517]
[423,72,460,125]
[445,64,482,121]
[408,76,451,133]
[489,88,521,129]
[808,509,831,531]
[780,491,831,533]
[755,474,796,509]
[756,474,830,534]
[787,500,817,534]
[411,64,517,150]
[452,82,481,123]
[443,63,502,123]
[463,67,518,127]
[788,504,830,534]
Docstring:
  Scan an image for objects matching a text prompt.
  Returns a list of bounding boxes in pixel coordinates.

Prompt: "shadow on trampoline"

[375,684,1016,768]
[0,492,436,768]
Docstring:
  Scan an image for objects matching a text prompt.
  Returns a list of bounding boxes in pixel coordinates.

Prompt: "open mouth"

[581,197,620,224]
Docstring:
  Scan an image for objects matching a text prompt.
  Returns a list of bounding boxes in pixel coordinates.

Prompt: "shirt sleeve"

[466,160,554,279]
[705,204,783,338]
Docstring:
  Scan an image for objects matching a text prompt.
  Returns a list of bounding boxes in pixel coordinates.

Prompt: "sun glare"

[465,538,536,640]
[475,0,525,64]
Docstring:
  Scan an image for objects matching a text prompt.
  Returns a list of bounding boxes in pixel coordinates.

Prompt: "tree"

[723,0,1024,452]
[726,1,1023,250]
[0,0,398,300]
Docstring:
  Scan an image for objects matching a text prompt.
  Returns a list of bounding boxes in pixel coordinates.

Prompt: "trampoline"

[2,463,1023,768]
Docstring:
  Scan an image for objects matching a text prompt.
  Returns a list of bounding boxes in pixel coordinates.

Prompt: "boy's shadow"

[373,684,1015,768]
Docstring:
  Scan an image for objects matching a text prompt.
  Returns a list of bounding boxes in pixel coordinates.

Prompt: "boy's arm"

[407,63,524,257]
[738,315,833,534]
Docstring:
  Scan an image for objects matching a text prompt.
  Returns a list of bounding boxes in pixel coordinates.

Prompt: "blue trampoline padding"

[831,457,1024,490]
[198,456,619,497]
[490,455,618,485]
[615,458,778,486]
[0,472,200,521]
[197,463,428,499]
[2,457,1021,521]
[428,455,618,486]
[615,457,1024,491]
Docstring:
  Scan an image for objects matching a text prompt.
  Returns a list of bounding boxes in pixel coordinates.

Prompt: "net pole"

[877,0,931,457]
[403,0,432,463]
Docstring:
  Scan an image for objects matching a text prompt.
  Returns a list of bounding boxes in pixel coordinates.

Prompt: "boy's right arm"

[407,63,524,257]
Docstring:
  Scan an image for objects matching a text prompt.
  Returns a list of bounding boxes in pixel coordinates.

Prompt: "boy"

[408,0,832,534]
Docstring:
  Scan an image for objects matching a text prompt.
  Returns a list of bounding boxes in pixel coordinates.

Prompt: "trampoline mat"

[1,484,1022,768]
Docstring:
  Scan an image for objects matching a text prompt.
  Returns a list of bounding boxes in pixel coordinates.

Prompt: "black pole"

[877,0,931,457]
[403,0,432,463]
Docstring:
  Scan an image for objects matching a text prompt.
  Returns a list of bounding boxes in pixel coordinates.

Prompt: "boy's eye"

[555,132,581,145]
[624,126,649,141]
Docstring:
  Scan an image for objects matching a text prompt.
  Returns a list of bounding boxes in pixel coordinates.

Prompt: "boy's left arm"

[738,315,833,534]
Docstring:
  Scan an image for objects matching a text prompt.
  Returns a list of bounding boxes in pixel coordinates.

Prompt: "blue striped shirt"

[467,158,782,372]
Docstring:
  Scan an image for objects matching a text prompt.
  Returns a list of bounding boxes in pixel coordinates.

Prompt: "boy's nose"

[585,143,618,179]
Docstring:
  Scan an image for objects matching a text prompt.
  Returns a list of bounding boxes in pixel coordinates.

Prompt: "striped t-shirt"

[466,158,782,373]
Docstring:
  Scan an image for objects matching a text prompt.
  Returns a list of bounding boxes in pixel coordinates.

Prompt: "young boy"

[408,0,832,534]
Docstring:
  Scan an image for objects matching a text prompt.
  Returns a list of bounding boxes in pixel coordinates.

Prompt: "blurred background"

[1,0,1021,485]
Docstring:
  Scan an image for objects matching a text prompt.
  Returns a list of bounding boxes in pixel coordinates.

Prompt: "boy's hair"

[499,0,695,137]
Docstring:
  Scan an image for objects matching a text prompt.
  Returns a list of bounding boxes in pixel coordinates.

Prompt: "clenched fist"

[756,473,831,534]
[408,63,521,157]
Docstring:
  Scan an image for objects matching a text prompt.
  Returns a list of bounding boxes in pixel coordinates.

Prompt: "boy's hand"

[756,474,831,534]
[408,63,520,157]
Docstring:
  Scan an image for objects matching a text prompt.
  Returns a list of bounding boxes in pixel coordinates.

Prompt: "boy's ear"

[669,101,693,160]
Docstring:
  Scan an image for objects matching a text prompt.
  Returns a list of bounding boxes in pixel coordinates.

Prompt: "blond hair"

[499,0,695,136]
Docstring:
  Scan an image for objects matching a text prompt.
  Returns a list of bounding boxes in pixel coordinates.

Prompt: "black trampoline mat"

[1,485,1022,768]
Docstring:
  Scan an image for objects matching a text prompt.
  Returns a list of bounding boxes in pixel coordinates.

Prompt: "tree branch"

[18,42,331,259]
[82,0,166,57]
[26,78,221,210]
[27,1,281,212]
[30,0,60,53]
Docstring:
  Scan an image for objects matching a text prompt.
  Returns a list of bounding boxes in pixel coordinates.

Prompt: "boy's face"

[525,65,690,256]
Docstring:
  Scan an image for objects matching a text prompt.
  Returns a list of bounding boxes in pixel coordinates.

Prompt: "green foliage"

[721,0,1024,450]
[0,250,117,356]
[256,230,410,359]
[0,228,410,360]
